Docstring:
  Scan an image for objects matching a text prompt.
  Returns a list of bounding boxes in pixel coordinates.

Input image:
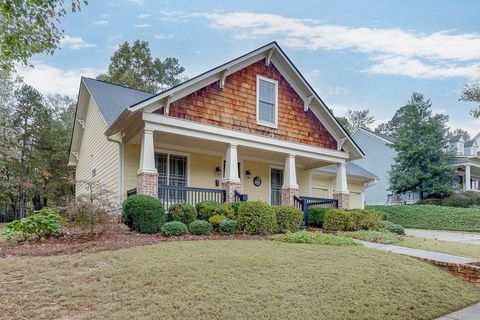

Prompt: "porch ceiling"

[127,131,335,169]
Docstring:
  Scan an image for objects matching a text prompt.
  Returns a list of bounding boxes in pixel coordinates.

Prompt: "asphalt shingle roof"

[464,139,477,148]
[318,162,377,179]
[449,135,463,143]
[82,77,155,126]
[361,128,396,143]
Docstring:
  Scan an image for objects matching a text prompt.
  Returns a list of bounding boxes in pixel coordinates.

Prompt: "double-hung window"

[256,75,278,128]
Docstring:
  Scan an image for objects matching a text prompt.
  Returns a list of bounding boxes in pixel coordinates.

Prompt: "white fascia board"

[142,113,349,163]
[356,128,394,145]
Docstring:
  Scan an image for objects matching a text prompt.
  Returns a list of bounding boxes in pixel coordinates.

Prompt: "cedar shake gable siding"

[159,60,337,150]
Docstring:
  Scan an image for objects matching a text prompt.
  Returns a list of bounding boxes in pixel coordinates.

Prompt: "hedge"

[162,221,188,236]
[237,201,277,234]
[188,220,213,235]
[122,195,164,234]
[166,203,197,224]
[274,205,303,233]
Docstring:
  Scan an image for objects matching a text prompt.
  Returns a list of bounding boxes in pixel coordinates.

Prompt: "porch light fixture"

[245,170,252,179]
[215,167,221,175]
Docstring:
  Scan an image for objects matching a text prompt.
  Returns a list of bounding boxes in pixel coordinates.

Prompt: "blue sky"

[18,0,480,134]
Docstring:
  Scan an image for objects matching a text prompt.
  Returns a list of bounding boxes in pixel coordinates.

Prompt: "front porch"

[455,163,480,192]
[123,113,351,210]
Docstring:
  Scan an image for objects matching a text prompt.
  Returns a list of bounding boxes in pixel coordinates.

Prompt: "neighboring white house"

[450,133,480,191]
[352,128,480,205]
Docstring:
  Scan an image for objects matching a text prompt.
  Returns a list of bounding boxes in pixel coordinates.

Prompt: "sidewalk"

[436,302,480,320]
[356,240,479,264]
[405,229,480,245]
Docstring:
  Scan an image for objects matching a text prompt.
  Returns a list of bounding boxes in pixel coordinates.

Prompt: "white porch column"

[222,143,241,203]
[465,165,471,191]
[333,162,350,209]
[281,154,299,206]
[137,129,158,197]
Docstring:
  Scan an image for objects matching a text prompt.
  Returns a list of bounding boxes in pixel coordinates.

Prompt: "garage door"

[349,192,362,209]
[311,187,329,198]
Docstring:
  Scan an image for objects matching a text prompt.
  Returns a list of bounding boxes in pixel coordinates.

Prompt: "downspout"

[107,132,125,209]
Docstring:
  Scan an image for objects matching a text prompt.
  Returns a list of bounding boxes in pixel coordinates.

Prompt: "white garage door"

[311,187,329,198]
[349,191,362,209]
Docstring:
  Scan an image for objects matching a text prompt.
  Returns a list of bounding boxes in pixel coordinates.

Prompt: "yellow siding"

[75,96,120,206]
[348,182,364,209]
[189,153,223,189]
[297,169,310,196]
[242,160,270,202]
[124,144,140,198]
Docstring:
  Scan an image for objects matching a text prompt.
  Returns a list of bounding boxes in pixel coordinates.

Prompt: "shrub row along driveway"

[1,240,479,320]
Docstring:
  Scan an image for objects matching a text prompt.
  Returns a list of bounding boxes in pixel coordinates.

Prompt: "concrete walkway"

[405,229,480,245]
[436,302,480,320]
[356,240,479,264]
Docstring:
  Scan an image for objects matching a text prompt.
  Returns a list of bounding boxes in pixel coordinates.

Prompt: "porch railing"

[234,190,248,202]
[158,185,226,210]
[294,195,338,228]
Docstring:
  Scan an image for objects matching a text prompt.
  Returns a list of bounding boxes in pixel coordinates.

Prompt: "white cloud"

[154,34,174,40]
[16,63,104,96]
[134,23,150,28]
[60,35,97,50]
[126,0,143,5]
[327,86,349,96]
[91,20,108,25]
[137,13,150,19]
[165,11,480,79]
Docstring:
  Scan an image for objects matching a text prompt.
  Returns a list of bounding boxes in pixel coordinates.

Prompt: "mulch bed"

[0,223,267,258]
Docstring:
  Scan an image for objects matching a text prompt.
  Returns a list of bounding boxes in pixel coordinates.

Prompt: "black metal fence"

[294,195,338,228]
[158,185,226,210]
[234,190,248,202]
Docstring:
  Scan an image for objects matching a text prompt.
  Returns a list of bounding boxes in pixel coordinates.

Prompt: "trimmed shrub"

[219,219,237,234]
[208,214,227,230]
[380,220,405,235]
[417,198,443,206]
[214,203,236,219]
[323,209,355,231]
[230,202,242,215]
[188,220,213,235]
[166,203,197,224]
[122,195,164,234]
[237,201,277,234]
[441,194,475,208]
[343,230,402,244]
[162,221,188,236]
[308,207,326,228]
[67,201,109,235]
[4,209,65,242]
[274,205,303,233]
[270,231,357,246]
[323,209,382,231]
[196,200,221,220]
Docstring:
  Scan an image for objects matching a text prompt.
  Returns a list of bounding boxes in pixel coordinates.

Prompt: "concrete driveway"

[405,229,480,245]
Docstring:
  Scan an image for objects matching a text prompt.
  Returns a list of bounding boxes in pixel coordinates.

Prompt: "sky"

[17,0,480,135]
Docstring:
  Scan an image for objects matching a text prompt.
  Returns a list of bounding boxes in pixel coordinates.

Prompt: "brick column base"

[137,170,158,197]
[222,180,242,203]
[281,187,299,206]
[333,192,350,209]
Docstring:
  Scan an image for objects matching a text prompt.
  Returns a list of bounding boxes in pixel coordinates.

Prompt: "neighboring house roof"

[449,135,464,143]
[317,162,377,180]
[464,139,478,148]
[82,77,154,126]
[352,127,396,144]
[104,41,364,160]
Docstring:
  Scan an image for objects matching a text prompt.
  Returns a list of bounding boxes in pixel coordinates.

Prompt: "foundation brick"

[137,170,158,197]
[333,193,350,209]
[222,180,242,203]
[281,187,299,206]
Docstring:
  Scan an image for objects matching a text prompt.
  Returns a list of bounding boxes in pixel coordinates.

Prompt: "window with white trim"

[256,75,278,127]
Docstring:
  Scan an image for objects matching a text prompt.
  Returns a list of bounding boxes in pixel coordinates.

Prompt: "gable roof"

[353,127,396,144]
[317,162,377,180]
[464,139,478,148]
[82,77,154,126]
[449,134,464,143]
[105,41,364,160]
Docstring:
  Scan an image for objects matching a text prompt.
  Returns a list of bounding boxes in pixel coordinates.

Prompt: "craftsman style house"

[69,42,376,211]
[450,133,480,191]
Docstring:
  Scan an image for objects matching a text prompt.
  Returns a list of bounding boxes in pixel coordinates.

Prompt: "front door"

[270,168,283,205]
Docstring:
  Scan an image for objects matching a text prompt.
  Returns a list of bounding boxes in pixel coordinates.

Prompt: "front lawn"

[398,237,480,259]
[368,205,480,232]
[1,240,479,320]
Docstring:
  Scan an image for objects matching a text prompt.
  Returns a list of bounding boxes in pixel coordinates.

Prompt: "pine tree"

[389,92,454,199]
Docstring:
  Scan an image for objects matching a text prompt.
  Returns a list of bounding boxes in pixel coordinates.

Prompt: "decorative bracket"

[337,137,348,151]
[220,68,230,89]
[265,48,275,66]
[76,118,85,129]
[71,151,79,160]
[304,95,314,112]
[165,95,172,115]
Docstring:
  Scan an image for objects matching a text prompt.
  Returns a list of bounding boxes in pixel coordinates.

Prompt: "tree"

[389,92,454,200]
[346,109,375,131]
[375,105,409,137]
[97,40,185,92]
[0,0,87,72]
[336,116,353,133]
[460,83,480,118]
[449,128,470,141]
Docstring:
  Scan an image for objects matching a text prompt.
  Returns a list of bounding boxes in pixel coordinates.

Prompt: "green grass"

[368,205,480,232]
[398,237,480,259]
[1,240,479,320]
[270,231,358,246]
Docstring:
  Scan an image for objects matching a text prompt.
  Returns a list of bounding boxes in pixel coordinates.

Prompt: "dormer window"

[256,75,278,128]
